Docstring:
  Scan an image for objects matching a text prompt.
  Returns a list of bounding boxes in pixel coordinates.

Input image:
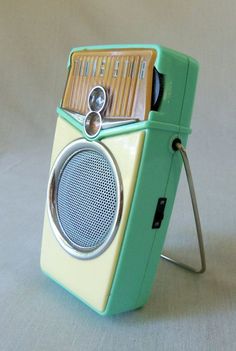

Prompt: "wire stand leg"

[161,142,206,273]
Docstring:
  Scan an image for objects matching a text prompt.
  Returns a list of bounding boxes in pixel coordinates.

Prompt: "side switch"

[152,198,167,229]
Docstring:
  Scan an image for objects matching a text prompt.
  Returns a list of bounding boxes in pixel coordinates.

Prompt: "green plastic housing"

[48,44,199,315]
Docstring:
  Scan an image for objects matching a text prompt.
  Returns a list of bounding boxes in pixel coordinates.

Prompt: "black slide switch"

[152,198,167,229]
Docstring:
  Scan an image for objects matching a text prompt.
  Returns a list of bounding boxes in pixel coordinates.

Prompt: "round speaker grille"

[48,139,122,259]
[57,150,117,248]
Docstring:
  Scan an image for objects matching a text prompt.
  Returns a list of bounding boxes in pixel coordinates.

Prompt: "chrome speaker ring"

[47,138,123,260]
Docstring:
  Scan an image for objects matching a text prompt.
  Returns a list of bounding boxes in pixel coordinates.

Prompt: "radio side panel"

[103,127,178,315]
[103,51,198,316]
[136,57,199,307]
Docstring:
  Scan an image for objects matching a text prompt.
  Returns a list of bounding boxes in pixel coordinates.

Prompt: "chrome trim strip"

[102,118,138,129]
[60,108,138,130]
[92,58,97,77]
[62,109,85,125]
[84,61,89,76]
[139,60,147,80]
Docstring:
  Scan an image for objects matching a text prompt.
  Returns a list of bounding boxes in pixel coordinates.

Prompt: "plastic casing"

[41,44,198,315]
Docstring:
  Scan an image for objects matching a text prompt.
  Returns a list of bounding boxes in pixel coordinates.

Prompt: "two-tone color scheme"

[40,44,199,315]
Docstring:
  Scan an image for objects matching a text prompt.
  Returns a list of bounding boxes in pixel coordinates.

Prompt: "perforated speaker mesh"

[56,149,118,249]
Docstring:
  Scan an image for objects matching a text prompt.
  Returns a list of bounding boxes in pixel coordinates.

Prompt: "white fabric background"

[0,1,235,350]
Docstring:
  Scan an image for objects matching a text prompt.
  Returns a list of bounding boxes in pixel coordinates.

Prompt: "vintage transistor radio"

[40,44,205,315]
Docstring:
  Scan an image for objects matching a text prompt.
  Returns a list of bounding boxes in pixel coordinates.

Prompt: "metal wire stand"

[161,142,206,273]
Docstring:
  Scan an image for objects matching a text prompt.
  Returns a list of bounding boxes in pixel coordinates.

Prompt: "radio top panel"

[62,48,157,121]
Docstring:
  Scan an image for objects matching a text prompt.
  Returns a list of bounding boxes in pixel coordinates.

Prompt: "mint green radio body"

[40,44,198,315]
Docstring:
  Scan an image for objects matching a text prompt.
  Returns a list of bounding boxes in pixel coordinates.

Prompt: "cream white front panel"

[41,117,145,312]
